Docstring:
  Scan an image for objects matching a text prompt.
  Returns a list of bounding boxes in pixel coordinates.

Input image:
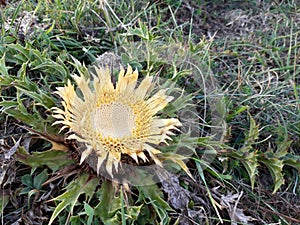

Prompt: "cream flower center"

[92,102,136,139]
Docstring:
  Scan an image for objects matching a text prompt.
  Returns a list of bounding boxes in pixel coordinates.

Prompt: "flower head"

[52,66,182,177]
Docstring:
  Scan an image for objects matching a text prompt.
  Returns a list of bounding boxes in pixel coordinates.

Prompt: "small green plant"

[1,0,299,224]
[0,31,200,225]
[227,113,300,193]
[20,169,48,206]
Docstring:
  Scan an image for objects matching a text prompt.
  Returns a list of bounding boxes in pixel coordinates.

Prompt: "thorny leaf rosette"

[52,66,191,183]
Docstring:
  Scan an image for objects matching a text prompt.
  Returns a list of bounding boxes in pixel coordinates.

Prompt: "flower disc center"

[93,102,136,139]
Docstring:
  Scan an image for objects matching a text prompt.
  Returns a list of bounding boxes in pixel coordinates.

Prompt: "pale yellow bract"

[52,66,182,177]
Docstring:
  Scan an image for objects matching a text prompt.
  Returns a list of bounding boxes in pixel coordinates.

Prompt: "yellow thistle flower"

[52,66,183,178]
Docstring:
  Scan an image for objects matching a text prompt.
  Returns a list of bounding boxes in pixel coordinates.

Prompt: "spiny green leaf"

[0,101,18,110]
[127,21,154,41]
[125,205,143,223]
[160,153,193,179]
[7,43,31,63]
[232,113,260,189]
[8,43,47,65]
[4,43,68,78]
[3,95,56,133]
[233,150,259,190]
[275,129,293,156]
[163,92,193,117]
[259,153,285,193]
[69,56,90,79]
[283,154,300,171]
[0,53,12,77]
[95,181,143,225]
[137,183,173,224]
[49,173,99,225]
[69,215,81,225]
[32,61,68,77]
[94,181,120,225]
[242,113,260,148]
[16,147,75,172]
[258,129,293,193]
[15,84,55,109]
[120,187,126,225]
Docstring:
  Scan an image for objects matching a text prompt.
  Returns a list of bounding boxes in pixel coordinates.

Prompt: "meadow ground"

[0,0,299,224]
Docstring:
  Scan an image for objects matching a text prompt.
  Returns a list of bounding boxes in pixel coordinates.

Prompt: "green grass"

[0,0,299,224]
